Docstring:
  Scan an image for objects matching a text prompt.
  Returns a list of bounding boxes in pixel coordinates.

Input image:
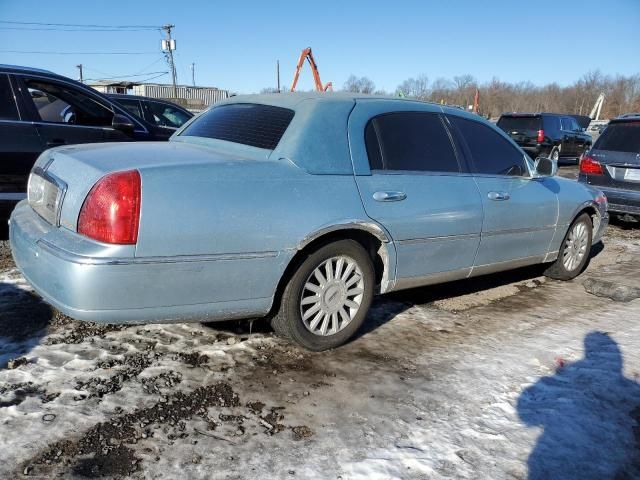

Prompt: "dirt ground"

[1,187,639,479]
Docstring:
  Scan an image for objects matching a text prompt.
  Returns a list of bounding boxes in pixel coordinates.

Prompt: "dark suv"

[578,115,640,218]
[497,113,592,163]
[0,65,186,214]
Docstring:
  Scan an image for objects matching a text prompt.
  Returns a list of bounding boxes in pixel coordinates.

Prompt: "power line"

[0,20,160,29]
[136,72,169,83]
[83,71,168,81]
[0,50,158,55]
[0,26,161,32]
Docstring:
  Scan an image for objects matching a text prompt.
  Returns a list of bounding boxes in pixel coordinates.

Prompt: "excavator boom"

[290,47,332,93]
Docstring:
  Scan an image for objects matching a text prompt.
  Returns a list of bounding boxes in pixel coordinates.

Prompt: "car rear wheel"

[271,240,374,351]
[544,213,592,280]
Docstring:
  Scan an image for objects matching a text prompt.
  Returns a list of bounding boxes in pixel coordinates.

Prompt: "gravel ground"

[0,220,639,479]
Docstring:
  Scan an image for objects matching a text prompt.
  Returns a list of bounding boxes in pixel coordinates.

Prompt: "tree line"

[341,71,640,120]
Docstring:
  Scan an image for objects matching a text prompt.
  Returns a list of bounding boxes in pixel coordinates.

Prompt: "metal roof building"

[89,81,229,108]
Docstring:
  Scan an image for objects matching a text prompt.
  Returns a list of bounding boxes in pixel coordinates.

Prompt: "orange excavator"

[290,47,332,92]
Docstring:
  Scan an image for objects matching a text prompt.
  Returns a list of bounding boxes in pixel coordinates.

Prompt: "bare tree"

[343,75,376,94]
[395,71,640,119]
[397,74,429,99]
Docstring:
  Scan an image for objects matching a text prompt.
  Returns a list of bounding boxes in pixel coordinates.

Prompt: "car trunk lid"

[586,121,640,191]
[34,140,273,232]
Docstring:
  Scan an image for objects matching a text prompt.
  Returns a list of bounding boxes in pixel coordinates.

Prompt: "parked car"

[588,123,608,134]
[10,94,608,351]
[0,65,182,213]
[496,113,592,163]
[107,93,193,131]
[578,114,640,219]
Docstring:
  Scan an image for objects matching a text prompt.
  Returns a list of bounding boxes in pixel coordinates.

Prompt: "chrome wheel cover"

[562,221,589,272]
[299,255,364,336]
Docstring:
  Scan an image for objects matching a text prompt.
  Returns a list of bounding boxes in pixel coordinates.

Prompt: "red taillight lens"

[579,156,604,175]
[536,129,544,143]
[78,170,141,244]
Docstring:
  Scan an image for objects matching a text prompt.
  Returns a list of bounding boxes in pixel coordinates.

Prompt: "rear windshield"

[594,123,640,153]
[180,103,294,150]
[497,116,540,132]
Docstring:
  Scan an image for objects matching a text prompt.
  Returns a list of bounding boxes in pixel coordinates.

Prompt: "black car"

[0,65,184,213]
[497,113,592,163]
[107,93,192,131]
[578,115,640,219]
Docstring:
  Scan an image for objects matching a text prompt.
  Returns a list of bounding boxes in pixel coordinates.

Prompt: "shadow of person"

[518,332,640,480]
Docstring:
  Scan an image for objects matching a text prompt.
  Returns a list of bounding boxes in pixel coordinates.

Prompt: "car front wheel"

[271,240,374,351]
[544,213,592,280]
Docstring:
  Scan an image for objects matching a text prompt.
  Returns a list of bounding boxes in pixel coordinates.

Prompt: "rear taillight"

[536,129,544,143]
[78,170,141,244]
[579,156,604,175]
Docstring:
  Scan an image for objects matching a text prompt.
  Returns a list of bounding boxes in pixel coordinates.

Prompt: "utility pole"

[276,60,280,93]
[161,24,178,98]
[190,62,195,87]
[76,64,83,83]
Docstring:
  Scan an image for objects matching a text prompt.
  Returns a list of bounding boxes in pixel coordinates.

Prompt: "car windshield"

[179,103,295,149]
[497,116,541,132]
[594,122,640,153]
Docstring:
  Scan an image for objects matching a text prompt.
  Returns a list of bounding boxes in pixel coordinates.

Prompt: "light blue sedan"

[10,93,608,350]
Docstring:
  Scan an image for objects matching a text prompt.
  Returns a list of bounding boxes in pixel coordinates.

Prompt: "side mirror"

[112,114,135,135]
[533,156,558,178]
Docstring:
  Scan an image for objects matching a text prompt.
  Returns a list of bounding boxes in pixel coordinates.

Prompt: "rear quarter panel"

[135,160,369,257]
[548,177,601,251]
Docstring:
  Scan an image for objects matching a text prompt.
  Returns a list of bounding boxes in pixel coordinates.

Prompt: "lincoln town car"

[10,93,608,350]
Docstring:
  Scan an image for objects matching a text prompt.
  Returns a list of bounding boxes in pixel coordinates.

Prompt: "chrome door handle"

[373,191,407,202]
[487,191,510,201]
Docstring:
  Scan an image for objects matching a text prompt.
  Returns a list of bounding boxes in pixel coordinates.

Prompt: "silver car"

[10,93,608,350]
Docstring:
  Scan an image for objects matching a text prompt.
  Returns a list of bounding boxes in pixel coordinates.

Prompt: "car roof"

[223,91,448,110]
[0,64,60,76]
[610,114,640,124]
[106,93,190,110]
[499,112,576,117]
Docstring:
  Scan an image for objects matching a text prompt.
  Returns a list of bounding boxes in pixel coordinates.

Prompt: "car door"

[447,115,559,269]
[0,73,45,199]
[571,118,590,154]
[560,116,577,156]
[349,102,483,287]
[16,75,137,148]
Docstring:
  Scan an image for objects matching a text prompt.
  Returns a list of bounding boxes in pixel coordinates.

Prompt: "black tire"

[544,213,592,280]
[271,240,374,351]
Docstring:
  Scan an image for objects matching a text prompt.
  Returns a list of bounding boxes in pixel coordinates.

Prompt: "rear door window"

[561,117,576,131]
[180,103,294,150]
[365,112,460,173]
[450,116,527,176]
[594,123,640,153]
[115,98,143,119]
[22,78,114,127]
[496,116,540,132]
[0,74,19,120]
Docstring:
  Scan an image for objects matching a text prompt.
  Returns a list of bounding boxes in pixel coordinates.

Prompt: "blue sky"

[1,0,639,94]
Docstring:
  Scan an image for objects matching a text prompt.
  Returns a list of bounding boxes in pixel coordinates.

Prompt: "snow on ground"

[0,225,639,479]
